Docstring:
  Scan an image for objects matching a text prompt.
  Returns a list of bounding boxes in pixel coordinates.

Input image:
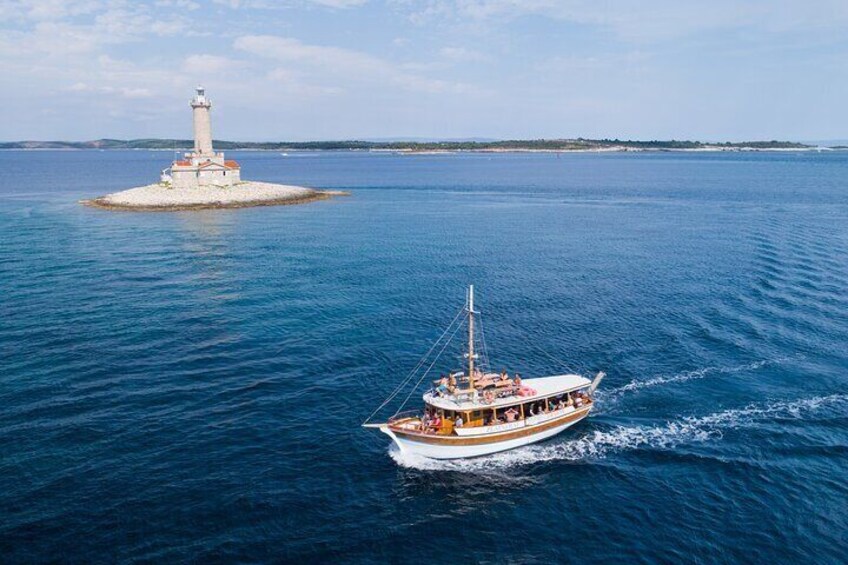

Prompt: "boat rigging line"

[362,304,466,425]
[392,310,468,417]
[477,309,493,373]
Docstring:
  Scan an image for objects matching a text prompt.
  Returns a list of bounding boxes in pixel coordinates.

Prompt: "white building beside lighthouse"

[163,86,241,188]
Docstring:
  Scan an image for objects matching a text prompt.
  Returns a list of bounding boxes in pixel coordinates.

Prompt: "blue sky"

[1,0,846,141]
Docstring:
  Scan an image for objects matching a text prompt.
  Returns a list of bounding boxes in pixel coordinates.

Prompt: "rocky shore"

[81,181,347,211]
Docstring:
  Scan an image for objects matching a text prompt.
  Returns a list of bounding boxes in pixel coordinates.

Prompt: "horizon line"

[2,136,839,145]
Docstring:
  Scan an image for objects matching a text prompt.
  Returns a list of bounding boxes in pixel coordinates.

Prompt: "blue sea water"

[0,149,846,563]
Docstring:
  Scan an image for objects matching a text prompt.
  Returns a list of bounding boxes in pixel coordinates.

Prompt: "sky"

[1,0,847,142]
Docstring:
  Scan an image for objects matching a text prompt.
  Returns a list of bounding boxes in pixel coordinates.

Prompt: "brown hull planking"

[391,406,591,446]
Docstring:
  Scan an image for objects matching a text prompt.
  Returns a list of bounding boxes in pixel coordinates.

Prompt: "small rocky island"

[82,87,344,212]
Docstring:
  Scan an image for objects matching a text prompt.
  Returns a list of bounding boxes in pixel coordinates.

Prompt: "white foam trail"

[390,393,846,472]
[605,358,791,398]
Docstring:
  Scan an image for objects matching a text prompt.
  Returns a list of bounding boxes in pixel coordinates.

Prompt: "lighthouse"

[190,86,214,156]
[163,86,241,189]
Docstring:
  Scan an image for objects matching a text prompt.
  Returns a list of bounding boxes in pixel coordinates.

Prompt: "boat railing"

[388,410,421,424]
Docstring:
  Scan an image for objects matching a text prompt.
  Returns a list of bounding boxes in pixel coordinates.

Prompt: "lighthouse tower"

[190,86,214,156]
[165,86,241,189]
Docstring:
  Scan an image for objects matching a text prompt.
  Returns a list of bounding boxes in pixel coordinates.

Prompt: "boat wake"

[600,357,795,400]
[390,393,846,472]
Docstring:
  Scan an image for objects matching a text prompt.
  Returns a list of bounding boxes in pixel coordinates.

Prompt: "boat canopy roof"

[423,374,592,411]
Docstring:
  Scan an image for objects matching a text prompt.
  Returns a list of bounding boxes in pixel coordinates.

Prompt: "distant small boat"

[363,286,604,460]
[280,152,289,156]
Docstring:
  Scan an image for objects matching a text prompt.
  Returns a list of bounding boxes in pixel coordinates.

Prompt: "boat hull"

[381,407,591,460]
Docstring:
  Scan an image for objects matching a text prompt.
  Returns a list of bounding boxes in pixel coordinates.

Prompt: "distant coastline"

[2,138,839,153]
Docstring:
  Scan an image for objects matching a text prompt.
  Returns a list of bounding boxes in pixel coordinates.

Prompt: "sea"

[1,149,846,563]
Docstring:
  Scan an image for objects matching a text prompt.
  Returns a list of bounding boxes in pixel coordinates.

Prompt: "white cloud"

[1,0,104,22]
[535,52,650,73]
[93,6,192,39]
[267,67,344,95]
[234,34,476,93]
[183,54,241,73]
[308,0,367,7]
[66,82,154,98]
[235,35,387,74]
[211,0,366,8]
[0,2,198,59]
[155,0,200,9]
[439,46,486,61]
[1,0,844,140]
[403,0,848,42]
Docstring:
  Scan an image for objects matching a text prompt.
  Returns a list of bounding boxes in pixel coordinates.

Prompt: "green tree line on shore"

[0,138,812,151]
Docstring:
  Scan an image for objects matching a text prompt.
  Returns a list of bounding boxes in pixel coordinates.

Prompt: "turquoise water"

[1,150,847,562]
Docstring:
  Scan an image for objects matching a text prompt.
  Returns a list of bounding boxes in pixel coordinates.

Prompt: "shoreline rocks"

[81,181,348,212]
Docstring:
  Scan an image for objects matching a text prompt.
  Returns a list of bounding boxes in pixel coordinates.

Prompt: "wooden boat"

[364,286,604,460]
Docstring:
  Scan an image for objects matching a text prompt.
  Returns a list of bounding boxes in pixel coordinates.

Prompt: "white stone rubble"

[85,181,328,210]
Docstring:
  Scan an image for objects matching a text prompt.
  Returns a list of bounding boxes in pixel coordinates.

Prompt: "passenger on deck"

[435,375,449,396]
[454,414,464,428]
[513,373,522,386]
[431,414,442,431]
[556,398,566,410]
[567,393,574,407]
[499,370,510,383]
[505,407,519,422]
[448,374,457,393]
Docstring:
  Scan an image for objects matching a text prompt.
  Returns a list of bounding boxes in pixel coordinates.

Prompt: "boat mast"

[468,285,475,389]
